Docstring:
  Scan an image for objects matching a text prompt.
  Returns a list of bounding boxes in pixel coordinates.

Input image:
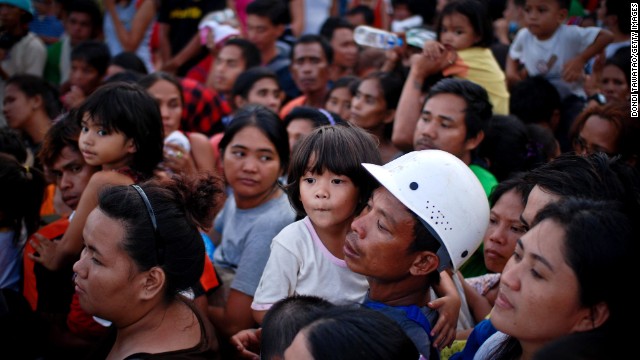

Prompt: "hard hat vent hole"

[409,182,419,190]
[461,250,468,258]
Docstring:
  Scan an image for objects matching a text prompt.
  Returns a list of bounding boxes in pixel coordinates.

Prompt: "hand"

[28,233,59,271]
[161,59,180,75]
[422,40,445,61]
[562,56,586,83]
[428,296,460,349]
[230,328,261,360]
[493,18,510,45]
[63,86,87,109]
[163,143,194,175]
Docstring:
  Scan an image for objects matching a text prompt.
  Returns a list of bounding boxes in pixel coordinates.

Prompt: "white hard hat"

[362,150,489,271]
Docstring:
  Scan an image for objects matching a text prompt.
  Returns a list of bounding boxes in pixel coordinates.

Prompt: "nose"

[314,183,329,199]
[499,257,521,291]
[72,250,86,276]
[488,224,507,245]
[241,156,259,173]
[420,120,438,139]
[60,172,73,190]
[351,96,362,111]
[80,130,93,146]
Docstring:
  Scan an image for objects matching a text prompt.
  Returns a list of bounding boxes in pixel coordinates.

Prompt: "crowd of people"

[0,0,636,359]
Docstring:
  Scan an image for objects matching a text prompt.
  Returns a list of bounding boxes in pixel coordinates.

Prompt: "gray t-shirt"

[213,192,296,297]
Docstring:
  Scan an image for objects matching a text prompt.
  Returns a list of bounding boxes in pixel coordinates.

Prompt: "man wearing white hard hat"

[344,150,489,360]
[0,0,46,126]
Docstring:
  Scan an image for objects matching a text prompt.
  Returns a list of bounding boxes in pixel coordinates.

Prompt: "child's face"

[349,78,391,131]
[325,86,352,120]
[79,114,136,170]
[299,167,359,231]
[524,0,568,40]
[440,12,481,50]
[70,59,102,95]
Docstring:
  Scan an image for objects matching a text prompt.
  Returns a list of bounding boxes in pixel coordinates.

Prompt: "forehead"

[526,0,560,8]
[442,12,474,26]
[148,79,180,96]
[293,43,326,60]
[52,146,84,169]
[219,45,244,60]
[423,93,467,117]
[523,185,560,222]
[246,14,274,27]
[251,77,279,90]
[332,27,354,41]
[372,187,412,221]
[358,78,382,96]
[68,12,92,22]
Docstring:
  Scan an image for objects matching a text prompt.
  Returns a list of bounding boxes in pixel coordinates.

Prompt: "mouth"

[494,291,513,310]
[484,249,503,261]
[62,195,79,208]
[74,281,84,294]
[237,178,258,186]
[343,232,360,258]
[81,149,96,158]
[414,139,437,151]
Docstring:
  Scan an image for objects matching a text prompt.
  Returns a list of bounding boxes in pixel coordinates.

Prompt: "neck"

[368,276,431,307]
[261,45,278,65]
[460,151,472,166]
[304,88,329,108]
[102,154,134,172]
[330,65,352,82]
[235,184,281,210]
[22,113,52,145]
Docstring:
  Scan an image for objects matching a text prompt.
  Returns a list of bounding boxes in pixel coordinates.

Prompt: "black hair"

[0,153,46,245]
[0,128,27,164]
[283,106,346,129]
[436,0,494,48]
[222,38,262,69]
[554,0,571,10]
[320,16,354,41]
[291,34,334,65]
[38,112,81,168]
[488,172,532,208]
[245,0,290,25]
[97,174,224,303]
[604,0,631,34]
[6,74,62,120]
[331,75,360,95]
[261,295,334,360]
[604,46,631,86]
[71,40,111,76]
[66,0,103,38]
[525,124,559,164]
[219,104,290,173]
[346,5,375,26]
[231,66,279,101]
[77,82,164,178]
[111,51,148,75]
[103,69,143,84]
[510,75,561,126]
[426,78,493,140]
[302,306,419,360]
[286,124,381,217]
[138,71,185,105]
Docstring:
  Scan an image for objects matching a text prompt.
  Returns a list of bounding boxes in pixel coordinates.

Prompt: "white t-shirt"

[509,24,601,98]
[251,217,369,310]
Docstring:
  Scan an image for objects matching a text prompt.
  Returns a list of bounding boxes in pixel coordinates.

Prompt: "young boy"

[61,40,110,110]
[506,0,613,99]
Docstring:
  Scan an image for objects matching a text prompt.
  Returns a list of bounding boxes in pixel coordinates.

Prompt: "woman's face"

[73,208,146,324]
[146,79,183,136]
[223,126,282,208]
[600,64,629,102]
[3,84,37,130]
[573,115,619,156]
[287,118,315,153]
[245,78,283,114]
[483,189,526,273]
[492,219,590,345]
[325,86,353,120]
[349,78,391,131]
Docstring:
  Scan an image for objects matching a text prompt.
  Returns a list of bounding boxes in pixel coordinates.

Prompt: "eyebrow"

[421,110,455,122]
[230,144,275,153]
[86,243,101,256]
[516,238,554,271]
[519,214,530,229]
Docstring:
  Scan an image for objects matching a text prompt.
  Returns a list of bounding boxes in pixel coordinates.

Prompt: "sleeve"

[574,26,602,52]
[251,236,301,311]
[508,28,528,61]
[22,39,46,76]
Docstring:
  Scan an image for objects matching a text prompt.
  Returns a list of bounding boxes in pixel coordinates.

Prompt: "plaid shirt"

[180,78,231,136]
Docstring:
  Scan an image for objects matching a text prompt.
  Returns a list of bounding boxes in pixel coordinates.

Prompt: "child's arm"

[230,328,261,360]
[29,171,135,270]
[505,54,526,88]
[429,270,461,349]
[459,273,493,323]
[562,29,613,83]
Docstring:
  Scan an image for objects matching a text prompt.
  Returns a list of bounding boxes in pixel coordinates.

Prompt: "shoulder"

[89,170,136,188]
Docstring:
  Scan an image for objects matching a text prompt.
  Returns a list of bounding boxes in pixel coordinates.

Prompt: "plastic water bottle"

[354,25,403,50]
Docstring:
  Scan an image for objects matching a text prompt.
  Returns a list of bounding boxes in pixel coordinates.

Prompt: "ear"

[383,109,396,125]
[30,94,44,110]
[572,302,610,332]
[139,267,166,301]
[463,130,484,152]
[125,138,137,154]
[409,251,439,276]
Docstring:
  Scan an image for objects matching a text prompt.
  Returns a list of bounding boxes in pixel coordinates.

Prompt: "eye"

[511,225,527,234]
[489,216,498,225]
[91,257,102,265]
[259,155,273,161]
[441,122,451,128]
[97,129,108,136]
[512,250,522,262]
[81,126,89,133]
[331,178,344,184]
[71,165,83,173]
[530,268,543,279]
[376,220,388,233]
[231,150,245,158]
[303,177,315,184]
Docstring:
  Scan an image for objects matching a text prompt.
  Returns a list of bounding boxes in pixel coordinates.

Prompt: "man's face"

[69,59,102,95]
[331,28,358,69]
[213,45,247,94]
[414,93,481,164]
[290,42,330,94]
[48,146,99,209]
[246,14,283,51]
[344,187,422,281]
[66,12,93,45]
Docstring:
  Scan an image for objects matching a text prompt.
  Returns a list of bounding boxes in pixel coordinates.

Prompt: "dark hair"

[346,5,375,26]
[66,0,103,38]
[97,174,224,302]
[570,102,638,164]
[604,0,631,34]
[261,295,334,359]
[0,153,46,244]
[111,51,148,75]
[222,38,262,69]
[138,71,185,105]
[231,67,279,101]
[302,306,419,360]
[292,34,334,65]
[283,106,346,129]
[427,78,492,140]
[71,40,111,76]
[478,115,544,182]
[320,16,354,41]
[286,124,381,217]
[509,75,561,126]
[604,46,631,86]
[525,124,559,164]
[492,197,632,359]
[245,0,290,25]
[219,104,290,173]
[436,0,494,47]
[330,75,359,95]
[103,70,143,84]
[488,172,531,208]
[38,112,81,168]
[6,74,61,120]
[554,0,571,10]
[77,82,164,177]
[0,128,27,164]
